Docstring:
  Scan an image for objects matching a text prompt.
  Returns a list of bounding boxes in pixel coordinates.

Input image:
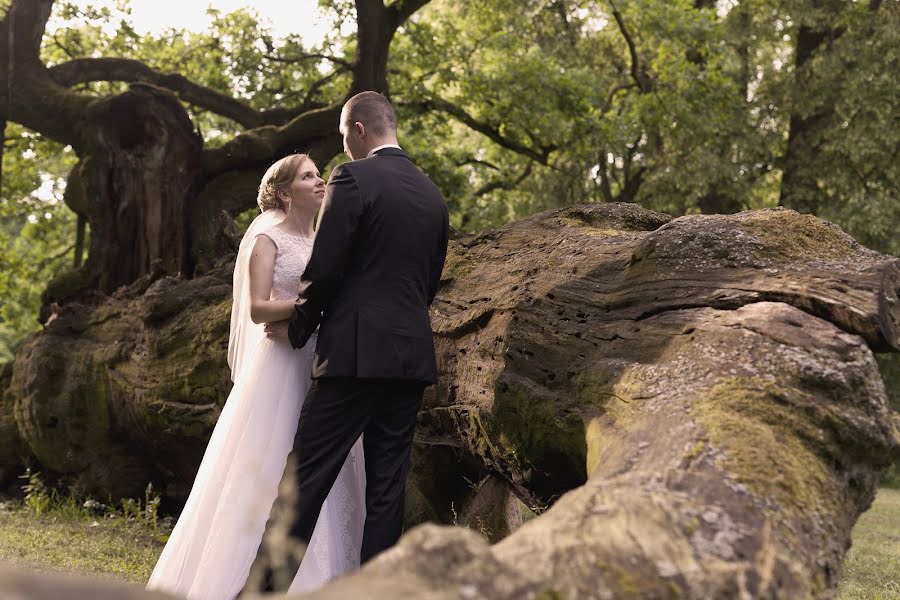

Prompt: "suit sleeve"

[288,164,364,349]
[427,202,450,306]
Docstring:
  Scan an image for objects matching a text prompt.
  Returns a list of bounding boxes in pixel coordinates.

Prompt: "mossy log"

[1,204,898,598]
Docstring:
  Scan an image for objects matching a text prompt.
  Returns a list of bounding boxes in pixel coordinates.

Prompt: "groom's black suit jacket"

[288,147,449,384]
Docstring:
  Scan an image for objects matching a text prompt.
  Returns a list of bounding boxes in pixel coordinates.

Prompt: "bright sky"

[57,0,338,45]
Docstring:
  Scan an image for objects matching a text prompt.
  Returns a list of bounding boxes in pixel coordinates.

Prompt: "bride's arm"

[248,235,296,324]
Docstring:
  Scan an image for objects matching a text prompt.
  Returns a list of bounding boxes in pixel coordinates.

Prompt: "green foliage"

[0,125,78,362]
[796,1,900,256]
[1,0,897,359]
[391,0,897,249]
[878,354,900,413]
[12,469,167,532]
[42,1,352,146]
[18,468,54,517]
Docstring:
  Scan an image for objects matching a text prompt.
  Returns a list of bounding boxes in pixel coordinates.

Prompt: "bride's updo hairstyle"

[257,153,309,211]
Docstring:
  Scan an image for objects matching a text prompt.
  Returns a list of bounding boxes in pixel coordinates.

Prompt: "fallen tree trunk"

[1,204,898,597]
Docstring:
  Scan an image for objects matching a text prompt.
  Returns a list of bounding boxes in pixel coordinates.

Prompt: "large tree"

[1,0,896,420]
[2,0,897,341]
[0,0,429,316]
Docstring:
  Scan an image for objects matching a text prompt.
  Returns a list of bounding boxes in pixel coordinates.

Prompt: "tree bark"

[78,84,203,292]
[2,204,898,598]
[778,2,843,214]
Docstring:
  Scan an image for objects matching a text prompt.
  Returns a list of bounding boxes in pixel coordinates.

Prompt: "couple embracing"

[146,91,450,599]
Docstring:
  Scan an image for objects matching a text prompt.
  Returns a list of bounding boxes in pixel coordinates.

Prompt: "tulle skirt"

[146,336,366,599]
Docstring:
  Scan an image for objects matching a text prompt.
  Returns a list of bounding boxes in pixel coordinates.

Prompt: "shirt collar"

[367,144,402,158]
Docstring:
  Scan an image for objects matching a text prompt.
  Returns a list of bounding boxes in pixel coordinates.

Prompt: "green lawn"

[837,487,900,600]
[0,489,897,595]
[0,510,166,584]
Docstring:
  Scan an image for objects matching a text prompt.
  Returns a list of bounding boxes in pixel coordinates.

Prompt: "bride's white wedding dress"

[146,222,366,600]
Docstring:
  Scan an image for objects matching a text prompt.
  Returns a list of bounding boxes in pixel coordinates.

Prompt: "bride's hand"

[264,320,289,340]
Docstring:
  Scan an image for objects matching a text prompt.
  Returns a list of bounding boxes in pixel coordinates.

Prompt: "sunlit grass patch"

[0,507,165,584]
[837,487,900,600]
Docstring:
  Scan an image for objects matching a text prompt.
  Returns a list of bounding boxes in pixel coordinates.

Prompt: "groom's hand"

[264,320,289,340]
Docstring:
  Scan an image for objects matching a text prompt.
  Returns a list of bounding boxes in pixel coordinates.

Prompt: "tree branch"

[48,58,266,128]
[47,56,341,130]
[473,162,533,198]
[6,0,52,66]
[0,0,88,148]
[295,66,352,115]
[387,0,433,30]
[457,157,502,171]
[603,82,638,113]
[415,97,555,165]
[202,103,343,176]
[51,31,80,59]
[265,52,353,70]
[38,242,75,270]
[607,0,652,92]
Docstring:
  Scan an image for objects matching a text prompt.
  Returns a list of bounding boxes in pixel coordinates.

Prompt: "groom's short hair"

[343,91,397,138]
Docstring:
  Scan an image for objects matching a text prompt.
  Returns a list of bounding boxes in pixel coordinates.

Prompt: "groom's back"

[312,148,449,383]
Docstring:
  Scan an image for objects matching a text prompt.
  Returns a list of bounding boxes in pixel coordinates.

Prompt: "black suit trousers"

[289,377,425,564]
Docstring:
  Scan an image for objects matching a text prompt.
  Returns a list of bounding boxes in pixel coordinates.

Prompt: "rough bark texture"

[9,265,234,499]
[0,361,26,491]
[1,204,899,598]
[81,84,204,291]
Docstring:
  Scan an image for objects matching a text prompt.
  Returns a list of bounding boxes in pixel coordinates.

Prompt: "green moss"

[558,217,629,238]
[41,266,95,306]
[558,206,671,233]
[737,211,856,260]
[575,369,646,477]
[684,441,705,460]
[440,243,476,282]
[692,377,837,514]
[469,378,587,497]
[599,563,642,595]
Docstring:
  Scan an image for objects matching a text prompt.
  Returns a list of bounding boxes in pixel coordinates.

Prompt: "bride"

[146,154,366,599]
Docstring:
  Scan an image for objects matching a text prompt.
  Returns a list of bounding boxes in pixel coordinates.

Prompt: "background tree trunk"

[80,84,203,292]
[779,1,843,214]
[0,0,425,317]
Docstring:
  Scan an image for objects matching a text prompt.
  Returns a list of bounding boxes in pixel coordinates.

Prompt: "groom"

[257,91,449,586]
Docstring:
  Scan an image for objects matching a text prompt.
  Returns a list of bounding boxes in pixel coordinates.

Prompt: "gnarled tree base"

[1,204,898,598]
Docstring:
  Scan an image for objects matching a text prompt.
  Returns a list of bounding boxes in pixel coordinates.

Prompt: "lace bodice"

[258,226,314,301]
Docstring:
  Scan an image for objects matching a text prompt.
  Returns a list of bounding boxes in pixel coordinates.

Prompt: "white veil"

[227,208,286,382]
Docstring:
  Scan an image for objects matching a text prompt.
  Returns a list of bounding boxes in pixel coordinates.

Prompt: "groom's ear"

[355,121,366,139]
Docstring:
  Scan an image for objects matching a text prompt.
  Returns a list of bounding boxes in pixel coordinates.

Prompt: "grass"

[0,487,896,595]
[837,487,900,600]
[0,471,169,584]
[0,508,167,583]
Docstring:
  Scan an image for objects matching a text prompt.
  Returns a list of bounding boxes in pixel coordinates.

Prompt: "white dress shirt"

[367,144,402,158]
